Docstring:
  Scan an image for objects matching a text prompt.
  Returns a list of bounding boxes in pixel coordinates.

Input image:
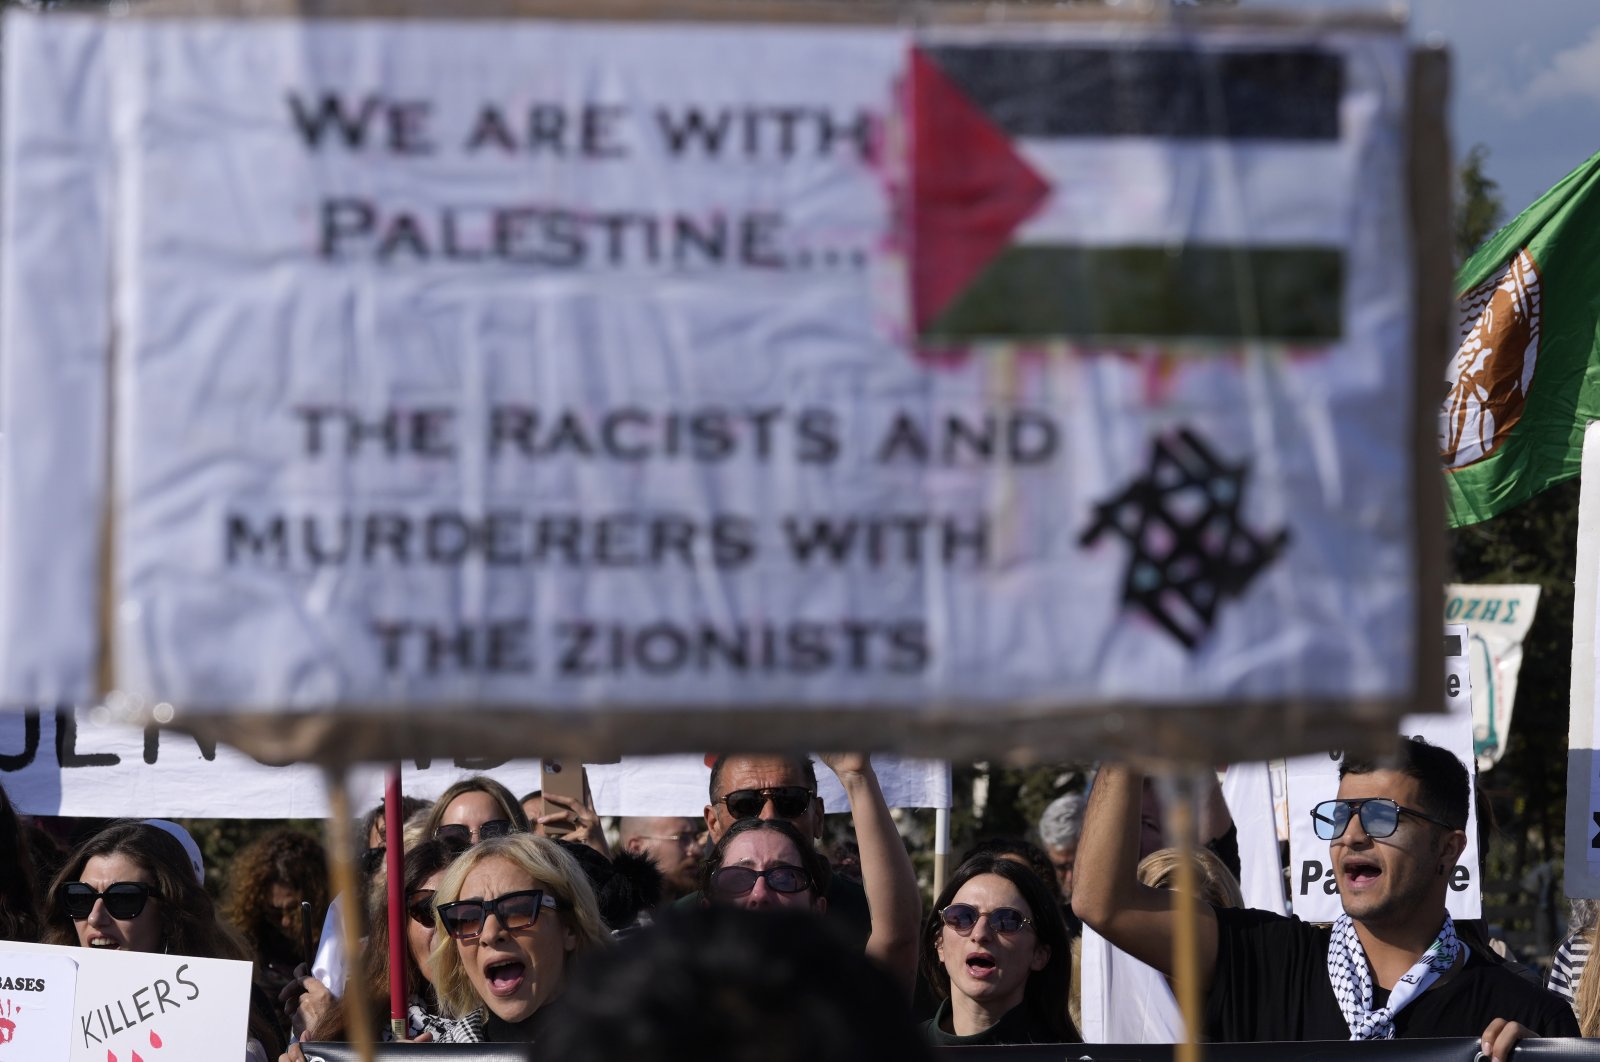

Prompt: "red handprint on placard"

[0,1015,16,1043]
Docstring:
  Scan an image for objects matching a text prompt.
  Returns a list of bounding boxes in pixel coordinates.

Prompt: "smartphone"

[540,759,588,838]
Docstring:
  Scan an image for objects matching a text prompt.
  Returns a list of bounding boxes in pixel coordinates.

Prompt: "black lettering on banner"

[1591,811,1600,849]
[57,707,118,768]
[1445,672,1462,698]
[144,725,218,766]
[1443,633,1463,657]
[176,963,200,1001]
[0,709,41,771]
[1449,865,1470,893]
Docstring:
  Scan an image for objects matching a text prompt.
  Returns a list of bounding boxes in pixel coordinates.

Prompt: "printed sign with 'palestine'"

[0,14,1429,763]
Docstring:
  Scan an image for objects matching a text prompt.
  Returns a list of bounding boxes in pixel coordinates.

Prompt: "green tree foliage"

[1455,144,1505,264]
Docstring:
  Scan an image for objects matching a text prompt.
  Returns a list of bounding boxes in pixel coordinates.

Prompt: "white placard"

[2,942,249,1062]
[1571,423,1600,894]
[1444,583,1540,770]
[0,15,1426,763]
[1284,625,1481,920]
[0,951,76,1062]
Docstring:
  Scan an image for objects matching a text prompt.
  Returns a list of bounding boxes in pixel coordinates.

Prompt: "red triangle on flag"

[910,49,1052,334]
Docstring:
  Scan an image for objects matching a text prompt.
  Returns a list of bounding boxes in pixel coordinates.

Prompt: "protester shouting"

[699,752,921,996]
[1073,739,1577,1059]
[44,820,286,1061]
[281,838,479,1060]
[430,832,608,1045]
[920,852,1079,1046]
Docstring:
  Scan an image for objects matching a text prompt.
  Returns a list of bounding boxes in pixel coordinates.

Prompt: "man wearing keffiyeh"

[1073,738,1576,1058]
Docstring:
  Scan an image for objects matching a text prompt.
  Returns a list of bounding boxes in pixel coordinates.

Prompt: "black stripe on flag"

[922,246,1344,343]
[921,46,1343,141]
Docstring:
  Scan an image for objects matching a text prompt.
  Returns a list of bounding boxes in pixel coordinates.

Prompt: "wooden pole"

[1168,770,1205,1062]
[325,767,377,1062]
[933,806,950,898]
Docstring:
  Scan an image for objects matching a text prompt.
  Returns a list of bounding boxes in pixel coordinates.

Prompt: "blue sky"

[1257,0,1599,221]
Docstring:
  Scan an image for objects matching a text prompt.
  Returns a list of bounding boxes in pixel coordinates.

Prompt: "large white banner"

[0,707,949,816]
[1,943,249,1062]
[1284,626,1481,921]
[0,14,1428,763]
[1443,583,1540,770]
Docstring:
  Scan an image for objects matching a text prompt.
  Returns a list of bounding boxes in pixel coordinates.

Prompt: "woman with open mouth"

[920,852,1080,1046]
[428,832,608,1045]
[41,820,287,1061]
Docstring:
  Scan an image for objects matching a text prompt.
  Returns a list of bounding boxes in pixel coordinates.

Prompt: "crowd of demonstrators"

[6,736,1597,1056]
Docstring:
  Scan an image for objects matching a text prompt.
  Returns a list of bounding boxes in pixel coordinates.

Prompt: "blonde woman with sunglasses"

[429,833,608,1044]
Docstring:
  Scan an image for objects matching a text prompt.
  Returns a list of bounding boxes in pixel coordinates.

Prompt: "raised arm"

[819,752,922,999]
[1072,764,1219,989]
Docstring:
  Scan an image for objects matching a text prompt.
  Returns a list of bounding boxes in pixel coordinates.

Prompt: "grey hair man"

[1038,793,1084,903]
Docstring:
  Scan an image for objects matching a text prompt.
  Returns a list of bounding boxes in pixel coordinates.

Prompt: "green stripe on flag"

[1443,148,1600,528]
[922,245,1344,343]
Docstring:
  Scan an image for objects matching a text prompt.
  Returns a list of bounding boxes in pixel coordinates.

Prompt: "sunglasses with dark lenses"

[708,865,812,899]
[1311,798,1458,841]
[436,889,562,940]
[718,787,813,820]
[405,890,437,928]
[939,904,1033,935]
[434,820,515,849]
[359,846,387,875]
[62,881,160,921]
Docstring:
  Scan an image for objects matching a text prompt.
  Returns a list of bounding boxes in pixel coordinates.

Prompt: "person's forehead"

[1335,768,1424,807]
[726,830,802,866]
[952,872,1031,915]
[444,790,504,824]
[720,756,807,792]
[82,853,156,888]
[1046,844,1075,866]
[461,854,538,898]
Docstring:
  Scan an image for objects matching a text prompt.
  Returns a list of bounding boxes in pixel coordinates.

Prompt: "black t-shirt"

[1206,906,1579,1042]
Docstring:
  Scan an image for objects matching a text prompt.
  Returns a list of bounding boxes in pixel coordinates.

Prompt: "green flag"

[1443,148,1600,527]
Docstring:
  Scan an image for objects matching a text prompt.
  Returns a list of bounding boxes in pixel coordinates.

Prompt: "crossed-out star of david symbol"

[1081,428,1289,650]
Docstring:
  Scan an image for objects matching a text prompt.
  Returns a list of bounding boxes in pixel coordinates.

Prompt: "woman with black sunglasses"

[920,853,1079,1046]
[43,820,287,1061]
[700,818,830,913]
[429,832,608,1044]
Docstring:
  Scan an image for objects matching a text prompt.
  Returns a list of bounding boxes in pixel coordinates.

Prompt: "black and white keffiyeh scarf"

[1327,912,1461,1040]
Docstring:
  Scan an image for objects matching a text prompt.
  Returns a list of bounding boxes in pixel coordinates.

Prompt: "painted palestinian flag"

[1442,149,1600,527]
[910,42,1348,345]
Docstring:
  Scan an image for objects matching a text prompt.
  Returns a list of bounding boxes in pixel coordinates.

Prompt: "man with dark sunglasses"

[1073,738,1575,1059]
[690,752,921,998]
